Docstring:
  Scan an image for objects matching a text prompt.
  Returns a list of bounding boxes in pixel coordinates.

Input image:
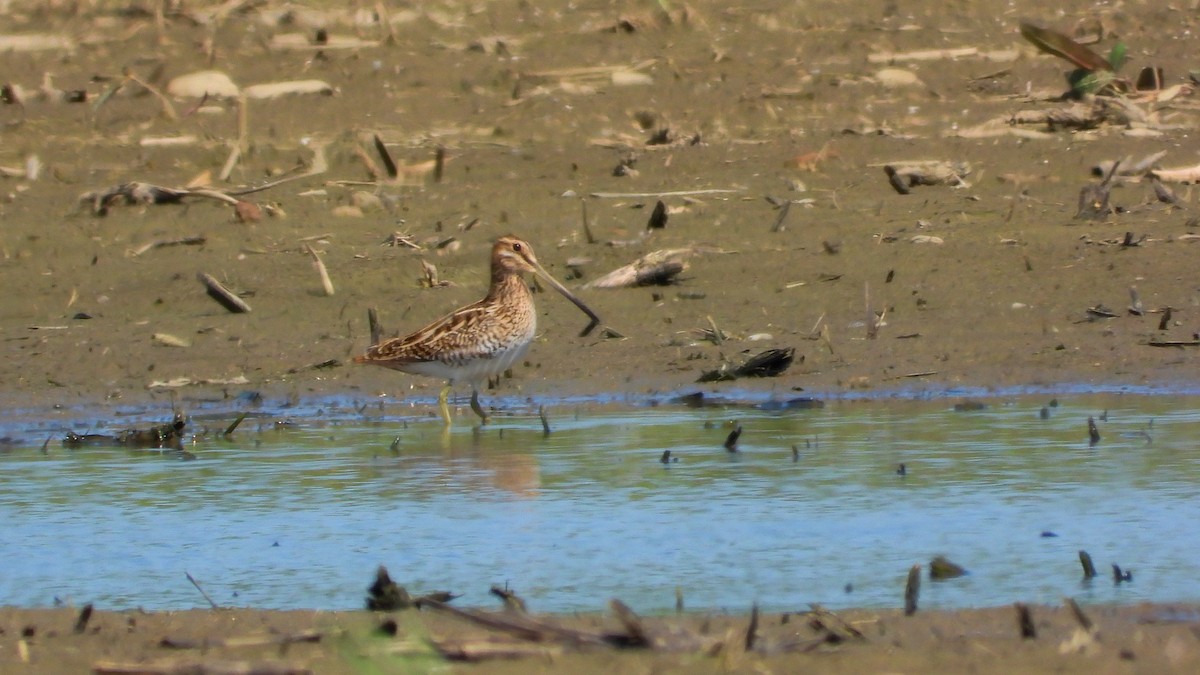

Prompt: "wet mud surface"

[6,602,1200,674]
[1,0,1198,424]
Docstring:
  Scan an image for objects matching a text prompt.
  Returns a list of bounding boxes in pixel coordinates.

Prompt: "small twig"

[218,146,241,185]
[304,245,335,296]
[420,598,609,646]
[197,273,252,313]
[1079,550,1099,577]
[609,599,651,647]
[538,405,551,436]
[770,199,792,233]
[129,235,207,257]
[125,72,178,121]
[723,424,742,452]
[580,200,596,244]
[93,659,309,674]
[904,564,921,616]
[489,584,528,614]
[744,604,759,651]
[1158,307,1172,331]
[1064,597,1095,633]
[419,259,442,288]
[368,307,382,345]
[1015,603,1036,639]
[218,95,249,182]
[185,571,220,609]
[808,604,866,640]
[706,315,724,345]
[160,629,322,650]
[74,603,94,634]
[1146,339,1200,347]
[589,188,742,199]
[223,412,248,437]
[373,134,398,179]
[226,141,328,197]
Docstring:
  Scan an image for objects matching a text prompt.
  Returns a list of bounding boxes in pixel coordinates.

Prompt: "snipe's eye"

[512,242,522,251]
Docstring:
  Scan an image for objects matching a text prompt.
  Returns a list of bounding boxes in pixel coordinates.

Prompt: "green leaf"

[1107,42,1127,72]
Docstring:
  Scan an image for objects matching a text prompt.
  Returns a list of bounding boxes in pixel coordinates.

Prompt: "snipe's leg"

[438,384,453,427]
[469,389,490,425]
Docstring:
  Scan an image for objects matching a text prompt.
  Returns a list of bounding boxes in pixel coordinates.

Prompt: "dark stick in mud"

[185,571,219,609]
[580,199,596,244]
[368,307,382,345]
[744,603,759,651]
[1015,603,1036,639]
[1079,550,1098,579]
[223,412,248,437]
[904,564,921,616]
[1065,597,1095,632]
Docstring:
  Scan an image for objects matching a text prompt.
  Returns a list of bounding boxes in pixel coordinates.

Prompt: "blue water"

[2,393,1199,615]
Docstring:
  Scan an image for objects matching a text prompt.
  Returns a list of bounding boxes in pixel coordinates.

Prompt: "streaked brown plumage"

[355,235,600,425]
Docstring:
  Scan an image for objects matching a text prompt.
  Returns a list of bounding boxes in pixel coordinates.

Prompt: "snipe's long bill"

[354,235,603,426]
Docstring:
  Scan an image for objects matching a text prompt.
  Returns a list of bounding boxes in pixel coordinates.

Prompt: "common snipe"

[355,235,601,426]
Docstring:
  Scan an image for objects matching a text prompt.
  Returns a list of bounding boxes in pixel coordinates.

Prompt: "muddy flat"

[2,0,1199,672]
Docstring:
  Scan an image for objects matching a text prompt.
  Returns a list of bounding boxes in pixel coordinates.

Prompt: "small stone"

[351,191,384,212]
[167,70,239,98]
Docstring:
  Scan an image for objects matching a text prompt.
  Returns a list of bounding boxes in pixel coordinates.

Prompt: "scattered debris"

[490,584,528,614]
[769,198,792,233]
[1112,564,1133,584]
[186,572,220,610]
[62,412,187,450]
[242,80,335,100]
[74,603,94,634]
[406,593,871,661]
[1018,20,1127,95]
[160,628,321,650]
[366,566,458,611]
[152,332,191,348]
[904,564,921,616]
[1015,603,1037,639]
[585,248,694,289]
[646,200,668,229]
[1085,305,1118,320]
[697,348,796,383]
[1079,550,1098,579]
[883,161,970,194]
[723,424,742,452]
[929,556,968,580]
[304,245,335,296]
[198,273,252,314]
[1128,287,1143,315]
[1150,162,1200,184]
[1146,337,1200,347]
[1076,160,1121,219]
[128,235,207,258]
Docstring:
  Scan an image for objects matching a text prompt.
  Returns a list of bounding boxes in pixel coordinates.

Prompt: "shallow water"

[3,393,1200,614]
